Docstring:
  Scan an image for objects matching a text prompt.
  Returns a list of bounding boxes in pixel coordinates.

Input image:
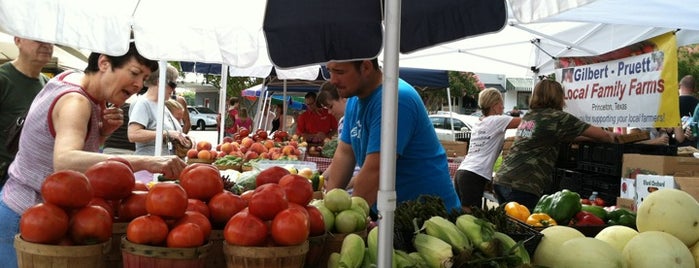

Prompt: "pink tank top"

[4,71,102,214]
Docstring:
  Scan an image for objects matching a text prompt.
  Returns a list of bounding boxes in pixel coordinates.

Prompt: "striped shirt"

[3,71,102,214]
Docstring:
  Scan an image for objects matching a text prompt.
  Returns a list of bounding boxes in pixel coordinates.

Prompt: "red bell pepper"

[574,211,605,226]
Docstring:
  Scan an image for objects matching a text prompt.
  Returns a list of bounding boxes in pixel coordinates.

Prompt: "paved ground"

[187,130,221,146]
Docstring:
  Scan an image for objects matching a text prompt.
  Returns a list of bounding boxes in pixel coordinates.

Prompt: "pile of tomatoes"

[19,157,138,245]
[224,165,325,247]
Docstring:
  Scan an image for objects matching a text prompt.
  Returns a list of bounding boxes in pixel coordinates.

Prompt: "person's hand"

[148,155,186,180]
[101,106,124,136]
[167,130,191,147]
[685,128,696,141]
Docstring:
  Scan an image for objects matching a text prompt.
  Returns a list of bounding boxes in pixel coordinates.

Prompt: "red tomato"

[248,183,288,221]
[255,166,290,187]
[278,174,313,205]
[594,197,606,207]
[240,190,255,203]
[84,160,135,200]
[134,181,149,191]
[186,198,211,219]
[179,164,224,202]
[69,205,112,245]
[106,156,134,172]
[40,170,93,209]
[88,197,115,219]
[257,129,268,140]
[224,210,268,246]
[117,191,148,222]
[167,222,205,248]
[127,215,169,246]
[288,203,310,218]
[146,183,188,219]
[208,191,247,228]
[174,211,212,240]
[305,205,326,237]
[270,208,309,246]
[19,203,69,244]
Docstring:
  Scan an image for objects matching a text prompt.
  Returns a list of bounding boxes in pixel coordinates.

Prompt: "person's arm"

[348,152,381,207]
[51,93,186,178]
[127,122,164,143]
[176,96,191,134]
[324,140,357,191]
[507,117,522,129]
[578,125,617,143]
[670,127,686,143]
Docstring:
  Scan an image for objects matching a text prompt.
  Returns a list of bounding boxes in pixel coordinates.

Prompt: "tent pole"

[511,22,598,54]
[447,87,456,142]
[283,80,288,133]
[219,65,229,144]
[154,60,168,182]
[377,0,400,266]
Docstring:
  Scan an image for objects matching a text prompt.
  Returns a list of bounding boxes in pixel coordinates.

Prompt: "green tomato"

[324,189,352,213]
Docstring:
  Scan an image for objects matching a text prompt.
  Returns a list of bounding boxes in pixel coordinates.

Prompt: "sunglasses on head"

[167,81,177,89]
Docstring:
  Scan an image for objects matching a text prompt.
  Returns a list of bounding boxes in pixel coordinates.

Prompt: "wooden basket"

[223,240,309,268]
[121,236,211,268]
[105,222,128,268]
[206,230,226,268]
[14,234,111,268]
[187,158,215,165]
[304,234,327,268]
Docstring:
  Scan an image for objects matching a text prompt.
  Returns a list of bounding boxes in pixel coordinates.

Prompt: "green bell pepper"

[533,189,582,225]
[607,208,636,228]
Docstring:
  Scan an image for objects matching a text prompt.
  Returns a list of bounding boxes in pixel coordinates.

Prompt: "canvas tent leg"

[219,65,229,144]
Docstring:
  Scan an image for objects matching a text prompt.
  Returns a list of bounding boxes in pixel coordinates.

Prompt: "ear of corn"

[423,216,472,254]
[366,227,379,264]
[361,247,377,268]
[408,252,428,267]
[339,233,366,268]
[455,214,497,257]
[394,249,418,268]
[492,231,530,264]
[413,233,454,268]
[328,252,341,268]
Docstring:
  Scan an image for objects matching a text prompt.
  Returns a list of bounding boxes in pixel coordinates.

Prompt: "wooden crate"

[440,140,469,157]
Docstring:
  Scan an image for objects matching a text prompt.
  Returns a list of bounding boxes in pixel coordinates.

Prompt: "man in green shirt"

[0,37,54,180]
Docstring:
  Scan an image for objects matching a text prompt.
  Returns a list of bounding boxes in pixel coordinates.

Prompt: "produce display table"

[304,155,460,177]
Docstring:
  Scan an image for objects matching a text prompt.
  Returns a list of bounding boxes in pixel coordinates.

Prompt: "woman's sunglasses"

[167,81,177,89]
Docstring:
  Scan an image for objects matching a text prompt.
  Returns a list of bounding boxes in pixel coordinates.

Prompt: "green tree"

[419,71,484,113]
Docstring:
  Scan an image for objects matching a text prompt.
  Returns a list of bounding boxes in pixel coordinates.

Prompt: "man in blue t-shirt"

[323,59,460,213]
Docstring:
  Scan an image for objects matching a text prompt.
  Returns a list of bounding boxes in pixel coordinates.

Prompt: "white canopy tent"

[3,0,699,266]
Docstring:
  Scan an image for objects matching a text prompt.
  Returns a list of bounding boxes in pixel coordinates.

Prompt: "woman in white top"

[128,65,190,156]
[454,88,521,211]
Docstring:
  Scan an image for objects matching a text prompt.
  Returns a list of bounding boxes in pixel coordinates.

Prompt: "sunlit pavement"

[187,130,221,146]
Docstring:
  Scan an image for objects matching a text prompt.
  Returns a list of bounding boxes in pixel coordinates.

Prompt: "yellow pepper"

[504,201,531,222]
[526,213,557,227]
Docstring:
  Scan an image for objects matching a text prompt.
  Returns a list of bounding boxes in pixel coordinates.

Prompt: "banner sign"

[556,32,679,128]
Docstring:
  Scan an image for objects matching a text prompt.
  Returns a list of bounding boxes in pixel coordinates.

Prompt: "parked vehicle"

[188,106,218,130]
[428,112,479,142]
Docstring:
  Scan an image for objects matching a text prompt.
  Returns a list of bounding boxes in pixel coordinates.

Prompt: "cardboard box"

[621,154,699,207]
[621,154,699,178]
[619,178,636,199]
[674,171,699,202]
[441,140,468,157]
[616,197,636,211]
[635,174,677,207]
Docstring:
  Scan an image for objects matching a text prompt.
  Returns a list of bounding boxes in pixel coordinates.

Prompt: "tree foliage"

[419,71,485,113]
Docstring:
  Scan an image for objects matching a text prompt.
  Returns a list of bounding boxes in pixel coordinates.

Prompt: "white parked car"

[188,106,218,130]
[428,112,480,142]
